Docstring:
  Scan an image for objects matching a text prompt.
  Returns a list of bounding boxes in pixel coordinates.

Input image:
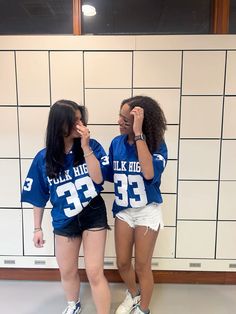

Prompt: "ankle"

[129,289,140,298]
[138,305,150,314]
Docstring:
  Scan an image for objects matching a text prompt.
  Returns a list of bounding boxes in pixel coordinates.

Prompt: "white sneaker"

[62,300,81,314]
[132,305,150,314]
[115,290,141,314]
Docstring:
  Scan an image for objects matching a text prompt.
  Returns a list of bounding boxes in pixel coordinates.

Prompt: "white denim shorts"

[115,203,164,231]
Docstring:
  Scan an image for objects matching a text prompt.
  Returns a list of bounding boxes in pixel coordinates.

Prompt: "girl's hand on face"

[130,106,144,135]
[76,121,90,149]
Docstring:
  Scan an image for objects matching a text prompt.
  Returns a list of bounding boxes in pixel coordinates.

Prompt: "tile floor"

[1,280,236,314]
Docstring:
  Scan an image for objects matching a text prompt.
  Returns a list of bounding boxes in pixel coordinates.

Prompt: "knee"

[135,261,150,276]
[60,266,78,281]
[117,259,132,273]
[86,266,103,286]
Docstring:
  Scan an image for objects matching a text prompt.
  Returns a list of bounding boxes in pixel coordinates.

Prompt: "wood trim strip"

[73,0,82,35]
[212,0,230,33]
[1,269,236,284]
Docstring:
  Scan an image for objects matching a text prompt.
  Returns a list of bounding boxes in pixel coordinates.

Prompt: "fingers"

[33,236,45,248]
[76,124,90,137]
[130,106,144,118]
[34,242,43,248]
[76,124,90,149]
[130,107,144,135]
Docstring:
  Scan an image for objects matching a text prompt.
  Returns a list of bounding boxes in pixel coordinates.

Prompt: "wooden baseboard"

[0,268,236,284]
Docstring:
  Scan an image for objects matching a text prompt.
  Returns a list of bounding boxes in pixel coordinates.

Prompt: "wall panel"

[16,51,50,105]
[0,52,16,105]
[0,35,235,273]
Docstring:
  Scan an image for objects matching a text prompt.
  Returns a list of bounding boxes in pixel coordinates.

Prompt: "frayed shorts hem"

[115,202,164,231]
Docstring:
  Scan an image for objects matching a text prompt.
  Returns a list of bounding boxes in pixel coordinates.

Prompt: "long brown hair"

[45,100,88,178]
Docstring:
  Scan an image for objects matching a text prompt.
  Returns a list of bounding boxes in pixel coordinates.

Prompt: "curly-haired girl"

[108,96,168,314]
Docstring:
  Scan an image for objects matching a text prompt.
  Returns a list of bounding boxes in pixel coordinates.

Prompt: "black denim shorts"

[54,194,110,238]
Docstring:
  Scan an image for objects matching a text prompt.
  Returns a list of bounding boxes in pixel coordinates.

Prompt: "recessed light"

[82,4,96,16]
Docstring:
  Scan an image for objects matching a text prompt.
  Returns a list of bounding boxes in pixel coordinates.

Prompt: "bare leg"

[134,227,159,311]
[115,217,138,297]
[83,228,111,314]
[55,235,82,301]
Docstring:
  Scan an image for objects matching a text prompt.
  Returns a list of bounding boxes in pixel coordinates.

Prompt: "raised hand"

[76,121,90,149]
[130,106,144,135]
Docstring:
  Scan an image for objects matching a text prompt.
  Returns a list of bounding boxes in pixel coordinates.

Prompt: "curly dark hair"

[121,95,167,153]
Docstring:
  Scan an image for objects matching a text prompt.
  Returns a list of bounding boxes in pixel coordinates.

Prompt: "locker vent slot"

[34,260,46,265]
[104,261,114,266]
[189,263,201,268]
[4,260,15,265]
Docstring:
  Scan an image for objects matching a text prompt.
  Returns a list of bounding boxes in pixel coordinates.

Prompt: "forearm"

[33,206,45,248]
[136,140,154,180]
[83,147,103,184]
[33,206,44,229]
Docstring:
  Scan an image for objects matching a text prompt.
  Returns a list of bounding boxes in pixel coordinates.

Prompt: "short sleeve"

[151,141,168,184]
[21,151,49,207]
[90,139,110,182]
[105,141,114,182]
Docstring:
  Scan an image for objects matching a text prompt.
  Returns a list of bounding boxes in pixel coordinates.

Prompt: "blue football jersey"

[107,135,168,216]
[21,139,109,229]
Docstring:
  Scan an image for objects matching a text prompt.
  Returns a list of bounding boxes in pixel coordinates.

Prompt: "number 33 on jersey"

[107,135,168,217]
[21,139,109,229]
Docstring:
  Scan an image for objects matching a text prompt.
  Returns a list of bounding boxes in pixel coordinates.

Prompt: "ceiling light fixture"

[82,4,96,16]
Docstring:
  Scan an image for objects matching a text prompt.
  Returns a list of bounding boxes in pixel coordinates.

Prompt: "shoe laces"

[121,290,140,308]
[122,290,133,304]
[63,302,77,314]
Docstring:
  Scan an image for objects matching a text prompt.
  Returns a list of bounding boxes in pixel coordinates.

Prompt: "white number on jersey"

[101,156,109,165]
[114,173,147,207]
[23,178,33,191]
[56,176,98,217]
